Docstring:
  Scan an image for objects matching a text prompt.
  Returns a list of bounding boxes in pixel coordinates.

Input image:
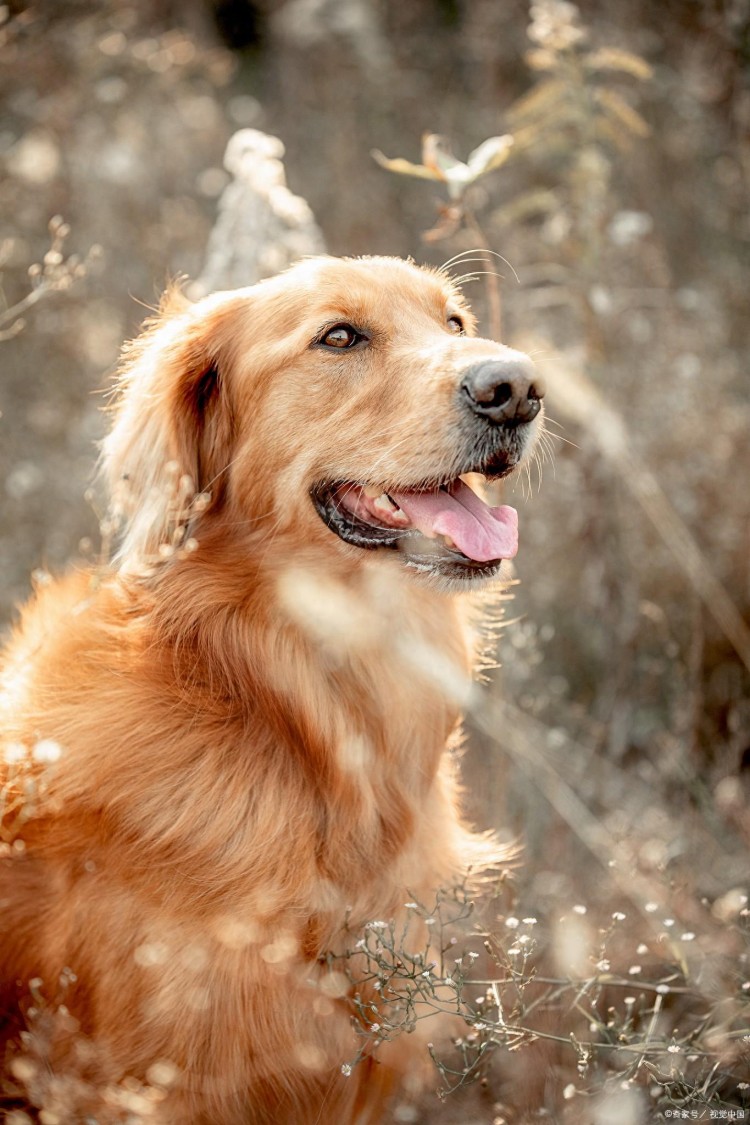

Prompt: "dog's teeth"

[363,484,382,499]
[373,493,398,513]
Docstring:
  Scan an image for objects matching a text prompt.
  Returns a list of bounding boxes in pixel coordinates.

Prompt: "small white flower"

[637,943,649,954]
[507,946,521,956]
[656,984,670,995]
[573,904,587,915]
[404,902,419,910]
[628,965,642,975]
[32,739,62,763]
[667,1043,681,1054]
[596,959,611,973]
[3,742,26,764]
[644,902,658,913]
[505,916,520,928]
[522,917,538,925]
[663,918,675,927]
[680,932,695,942]
[563,1083,576,1099]
[341,1063,352,1077]
[612,911,626,922]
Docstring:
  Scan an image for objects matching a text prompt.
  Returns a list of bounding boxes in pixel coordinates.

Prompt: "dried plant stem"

[0,285,48,341]
[620,453,750,676]
[462,205,503,341]
[471,695,700,933]
[535,351,750,678]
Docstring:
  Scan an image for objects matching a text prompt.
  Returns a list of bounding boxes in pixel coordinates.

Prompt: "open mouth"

[311,474,519,581]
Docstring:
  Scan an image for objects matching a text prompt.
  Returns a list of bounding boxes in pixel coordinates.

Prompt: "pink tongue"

[389,480,518,563]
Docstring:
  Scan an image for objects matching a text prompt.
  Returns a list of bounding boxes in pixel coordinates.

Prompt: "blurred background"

[1,1,748,1121]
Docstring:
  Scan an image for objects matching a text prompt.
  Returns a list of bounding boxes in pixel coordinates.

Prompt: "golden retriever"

[0,256,544,1123]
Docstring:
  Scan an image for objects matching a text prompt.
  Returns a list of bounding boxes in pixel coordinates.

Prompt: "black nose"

[461,356,544,426]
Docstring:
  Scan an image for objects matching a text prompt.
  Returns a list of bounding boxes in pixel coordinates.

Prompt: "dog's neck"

[146,543,472,719]
[110,550,474,913]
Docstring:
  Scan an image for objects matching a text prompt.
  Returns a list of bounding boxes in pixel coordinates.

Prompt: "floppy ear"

[101,287,240,565]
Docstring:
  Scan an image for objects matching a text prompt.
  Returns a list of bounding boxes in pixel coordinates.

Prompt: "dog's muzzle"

[310,348,546,583]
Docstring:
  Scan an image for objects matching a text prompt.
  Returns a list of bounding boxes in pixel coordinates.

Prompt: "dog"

[0,255,544,1123]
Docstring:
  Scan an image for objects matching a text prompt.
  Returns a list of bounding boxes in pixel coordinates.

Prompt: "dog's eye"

[320,324,363,349]
[447,315,465,335]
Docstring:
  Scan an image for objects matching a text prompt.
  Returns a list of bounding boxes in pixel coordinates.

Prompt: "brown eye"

[447,315,465,335]
[321,324,362,349]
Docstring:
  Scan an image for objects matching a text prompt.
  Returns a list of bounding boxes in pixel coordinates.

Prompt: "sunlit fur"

[0,257,541,1123]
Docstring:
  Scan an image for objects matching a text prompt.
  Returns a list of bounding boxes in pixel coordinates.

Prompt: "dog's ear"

[101,287,241,565]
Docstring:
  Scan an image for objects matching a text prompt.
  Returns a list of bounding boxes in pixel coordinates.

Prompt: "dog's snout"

[461,357,544,426]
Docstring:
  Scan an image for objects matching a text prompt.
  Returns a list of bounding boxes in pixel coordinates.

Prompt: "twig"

[462,205,503,341]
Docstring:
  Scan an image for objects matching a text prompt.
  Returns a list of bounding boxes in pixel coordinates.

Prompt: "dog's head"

[103,256,544,587]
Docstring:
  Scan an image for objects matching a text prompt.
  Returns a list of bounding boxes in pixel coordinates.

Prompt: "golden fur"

[0,256,541,1123]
